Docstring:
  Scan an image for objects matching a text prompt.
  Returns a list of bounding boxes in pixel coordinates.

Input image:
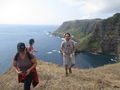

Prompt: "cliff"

[53,13,120,57]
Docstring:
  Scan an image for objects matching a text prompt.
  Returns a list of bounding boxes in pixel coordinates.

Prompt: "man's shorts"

[63,55,75,67]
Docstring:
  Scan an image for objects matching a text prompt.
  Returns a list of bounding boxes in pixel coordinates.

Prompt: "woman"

[27,39,37,54]
[13,42,39,90]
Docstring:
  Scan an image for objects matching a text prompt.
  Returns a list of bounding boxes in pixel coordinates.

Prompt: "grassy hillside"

[0,60,120,90]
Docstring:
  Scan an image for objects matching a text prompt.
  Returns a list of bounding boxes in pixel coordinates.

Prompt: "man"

[61,33,76,76]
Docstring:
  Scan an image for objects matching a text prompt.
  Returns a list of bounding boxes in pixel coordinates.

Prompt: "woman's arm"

[26,58,37,75]
[13,60,22,74]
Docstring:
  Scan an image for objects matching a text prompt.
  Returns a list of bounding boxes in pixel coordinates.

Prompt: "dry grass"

[1,60,120,90]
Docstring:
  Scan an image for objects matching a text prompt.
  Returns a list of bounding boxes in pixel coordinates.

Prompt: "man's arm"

[60,42,66,57]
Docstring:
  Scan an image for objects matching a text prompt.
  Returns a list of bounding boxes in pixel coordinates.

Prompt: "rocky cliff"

[53,13,120,57]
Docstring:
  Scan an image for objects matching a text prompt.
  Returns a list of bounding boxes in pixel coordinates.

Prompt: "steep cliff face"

[55,19,101,39]
[54,13,120,57]
[93,13,120,55]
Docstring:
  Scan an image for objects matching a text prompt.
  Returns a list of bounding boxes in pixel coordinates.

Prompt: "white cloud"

[59,0,84,6]
[80,14,91,19]
[0,0,57,24]
[81,3,104,13]
[60,0,105,13]
[0,0,120,24]
[59,0,120,19]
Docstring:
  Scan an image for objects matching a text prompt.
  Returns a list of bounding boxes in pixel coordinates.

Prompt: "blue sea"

[0,24,116,74]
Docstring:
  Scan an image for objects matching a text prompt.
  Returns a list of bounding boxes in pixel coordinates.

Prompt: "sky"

[0,0,120,25]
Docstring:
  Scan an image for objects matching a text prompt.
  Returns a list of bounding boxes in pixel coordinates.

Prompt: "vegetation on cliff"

[53,13,120,56]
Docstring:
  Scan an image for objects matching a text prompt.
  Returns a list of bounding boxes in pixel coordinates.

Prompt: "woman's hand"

[13,60,22,75]
[26,69,31,76]
[32,49,37,53]
[17,70,22,75]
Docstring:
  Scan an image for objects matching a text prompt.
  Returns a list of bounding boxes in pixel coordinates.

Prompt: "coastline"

[50,32,118,59]
[50,32,81,53]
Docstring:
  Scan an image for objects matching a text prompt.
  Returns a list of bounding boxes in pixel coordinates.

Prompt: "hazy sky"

[0,0,120,25]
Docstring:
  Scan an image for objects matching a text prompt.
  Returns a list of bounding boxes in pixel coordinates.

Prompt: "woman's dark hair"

[29,39,35,45]
[64,33,71,37]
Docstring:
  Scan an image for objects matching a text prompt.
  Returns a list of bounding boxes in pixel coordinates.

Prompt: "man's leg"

[63,56,69,76]
[65,65,68,76]
[69,64,75,73]
[69,56,75,73]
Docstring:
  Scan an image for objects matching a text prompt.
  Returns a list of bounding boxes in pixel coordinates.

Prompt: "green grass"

[78,34,92,50]
[77,34,101,51]
[55,29,85,39]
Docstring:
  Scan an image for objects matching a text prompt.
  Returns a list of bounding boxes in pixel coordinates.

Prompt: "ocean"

[0,24,116,74]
